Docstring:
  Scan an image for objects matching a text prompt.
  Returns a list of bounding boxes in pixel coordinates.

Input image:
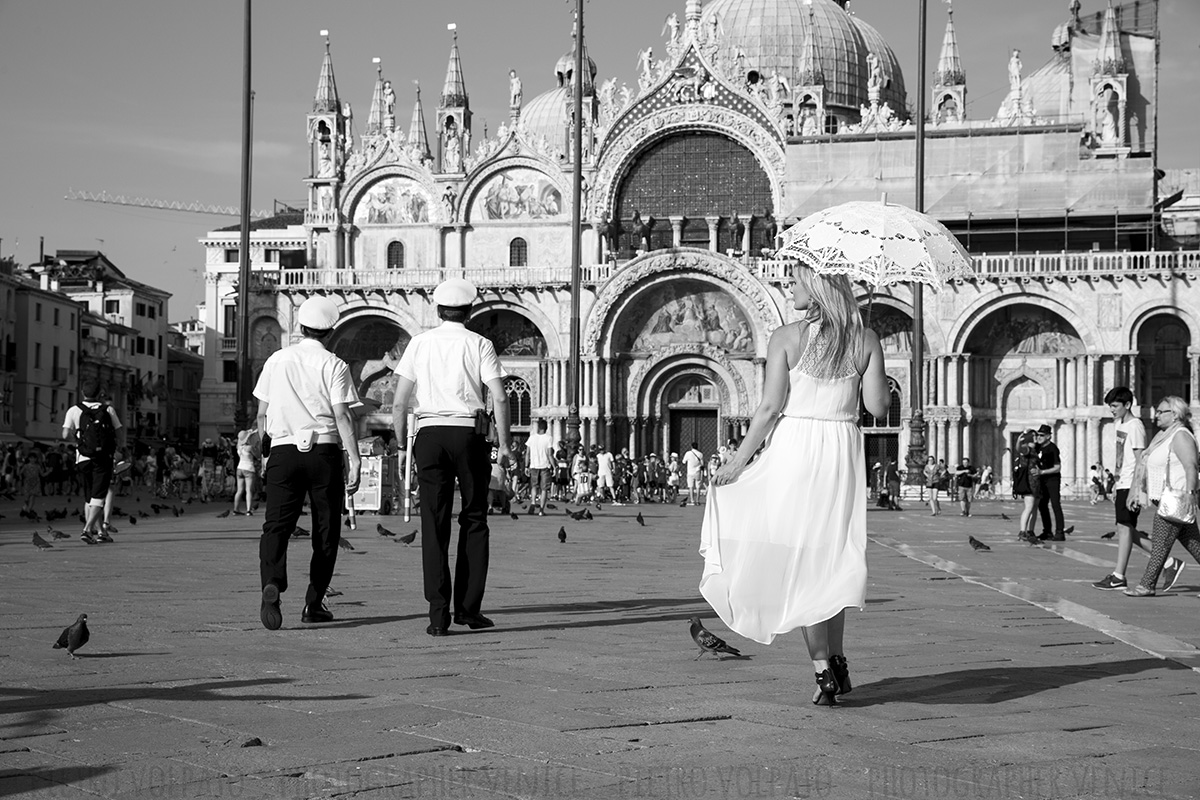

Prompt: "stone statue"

[1008,50,1022,93]
[1098,86,1118,144]
[866,53,884,95]
[509,69,523,109]
[441,184,456,218]
[662,12,679,43]
[638,48,654,81]
[765,213,778,246]
[707,12,721,43]
[383,80,396,118]
[443,130,461,172]
[316,140,334,177]
[731,213,745,248]
[800,107,819,135]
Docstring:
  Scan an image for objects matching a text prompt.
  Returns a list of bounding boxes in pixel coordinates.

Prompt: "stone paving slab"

[2,493,1200,799]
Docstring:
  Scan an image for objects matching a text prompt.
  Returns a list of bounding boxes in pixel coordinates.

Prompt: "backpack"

[76,403,116,458]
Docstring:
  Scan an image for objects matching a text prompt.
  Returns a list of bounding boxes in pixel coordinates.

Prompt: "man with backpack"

[62,378,123,544]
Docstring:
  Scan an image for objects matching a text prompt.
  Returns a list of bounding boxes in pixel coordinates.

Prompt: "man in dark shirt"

[954,457,979,517]
[1034,424,1068,541]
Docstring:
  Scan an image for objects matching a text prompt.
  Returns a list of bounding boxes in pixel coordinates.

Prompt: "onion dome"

[702,0,901,114]
[554,26,597,94]
[850,16,906,111]
[519,87,569,148]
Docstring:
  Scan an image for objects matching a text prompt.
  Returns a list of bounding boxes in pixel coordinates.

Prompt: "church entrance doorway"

[671,410,719,459]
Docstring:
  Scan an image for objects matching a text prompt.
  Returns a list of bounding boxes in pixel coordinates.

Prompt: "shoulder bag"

[1157,429,1196,526]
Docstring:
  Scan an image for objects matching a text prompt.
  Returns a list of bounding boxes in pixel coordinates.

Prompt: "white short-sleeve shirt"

[1113,416,1146,491]
[395,321,506,420]
[62,401,123,464]
[253,338,358,441]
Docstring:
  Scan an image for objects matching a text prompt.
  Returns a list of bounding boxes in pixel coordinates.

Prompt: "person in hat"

[1033,423,1071,541]
[391,278,511,637]
[254,295,361,630]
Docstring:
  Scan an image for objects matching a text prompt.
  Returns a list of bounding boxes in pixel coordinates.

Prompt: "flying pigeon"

[968,536,991,552]
[510,512,519,520]
[216,510,231,518]
[636,512,645,527]
[558,527,567,543]
[293,525,309,538]
[338,538,354,551]
[376,523,396,537]
[53,614,89,658]
[1100,530,1116,540]
[32,531,54,550]
[689,617,742,659]
[399,530,417,545]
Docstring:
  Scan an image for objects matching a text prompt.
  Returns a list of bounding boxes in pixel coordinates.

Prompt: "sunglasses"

[1155,408,1175,415]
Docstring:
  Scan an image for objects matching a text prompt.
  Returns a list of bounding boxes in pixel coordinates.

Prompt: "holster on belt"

[474,408,492,436]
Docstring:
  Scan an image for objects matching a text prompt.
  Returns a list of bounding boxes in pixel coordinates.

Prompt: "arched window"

[824,115,840,135]
[509,237,528,267]
[862,378,903,428]
[503,376,532,427]
[386,241,405,269]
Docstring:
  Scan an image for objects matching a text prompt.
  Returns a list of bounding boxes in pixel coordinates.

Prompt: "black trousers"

[1038,476,1065,535]
[414,426,491,626]
[259,443,344,608]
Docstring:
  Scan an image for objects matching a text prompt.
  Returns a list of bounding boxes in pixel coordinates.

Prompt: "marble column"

[948,418,960,465]
[670,216,684,249]
[1086,416,1101,471]
[741,213,752,254]
[1086,354,1097,407]
[1059,419,1076,488]
[342,224,353,269]
[706,217,720,252]
[1190,352,1200,404]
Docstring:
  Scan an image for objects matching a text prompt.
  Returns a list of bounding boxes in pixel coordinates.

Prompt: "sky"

[1,0,1198,321]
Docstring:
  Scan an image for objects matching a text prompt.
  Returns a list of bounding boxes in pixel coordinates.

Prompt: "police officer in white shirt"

[254,296,361,630]
[391,279,511,637]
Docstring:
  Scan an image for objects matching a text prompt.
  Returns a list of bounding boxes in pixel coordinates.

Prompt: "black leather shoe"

[426,624,449,637]
[301,603,334,623]
[260,584,282,630]
[452,613,495,630]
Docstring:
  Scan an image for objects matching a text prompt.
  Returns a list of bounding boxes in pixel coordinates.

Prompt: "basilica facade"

[198,0,1196,493]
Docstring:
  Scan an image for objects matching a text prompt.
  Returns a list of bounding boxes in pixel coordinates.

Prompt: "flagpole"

[907,0,929,487]
[565,0,584,451]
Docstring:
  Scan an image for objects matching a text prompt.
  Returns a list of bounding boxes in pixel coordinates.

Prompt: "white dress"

[699,322,867,645]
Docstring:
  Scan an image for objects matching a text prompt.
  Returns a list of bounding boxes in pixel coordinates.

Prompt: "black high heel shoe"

[812,668,840,706]
[830,654,852,696]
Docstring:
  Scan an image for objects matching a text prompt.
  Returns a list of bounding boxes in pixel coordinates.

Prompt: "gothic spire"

[365,59,385,135]
[936,2,964,86]
[409,82,431,158]
[313,31,340,113]
[1095,0,1126,75]
[798,2,824,86]
[440,26,468,109]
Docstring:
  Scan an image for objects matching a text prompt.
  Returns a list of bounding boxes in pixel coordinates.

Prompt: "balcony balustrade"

[220,337,238,352]
[241,249,1200,294]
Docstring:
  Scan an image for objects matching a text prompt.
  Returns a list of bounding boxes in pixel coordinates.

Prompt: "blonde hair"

[1158,395,1193,429]
[794,263,864,372]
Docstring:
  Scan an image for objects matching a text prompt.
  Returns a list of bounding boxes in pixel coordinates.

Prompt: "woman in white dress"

[700,264,889,705]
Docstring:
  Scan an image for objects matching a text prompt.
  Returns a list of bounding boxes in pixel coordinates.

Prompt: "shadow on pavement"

[0,765,116,798]
[0,677,368,717]
[853,658,1183,706]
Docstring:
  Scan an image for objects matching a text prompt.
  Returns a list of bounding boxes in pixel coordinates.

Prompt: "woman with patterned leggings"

[1126,395,1200,597]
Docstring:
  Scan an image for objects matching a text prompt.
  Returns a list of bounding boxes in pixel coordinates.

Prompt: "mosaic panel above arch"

[616,278,754,356]
[467,309,548,358]
[352,176,431,225]
[469,167,565,222]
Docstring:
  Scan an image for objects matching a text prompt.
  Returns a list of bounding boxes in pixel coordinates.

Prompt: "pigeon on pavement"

[173,506,183,517]
[558,527,567,543]
[1064,525,1075,535]
[1100,530,1116,540]
[338,538,354,551]
[49,527,69,540]
[216,509,231,518]
[636,512,645,527]
[32,531,54,550]
[583,510,593,521]
[376,523,396,537]
[545,503,557,510]
[689,617,742,659]
[128,515,137,525]
[1000,513,1010,521]
[399,530,417,545]
[679,500,687,508]
[968,536,991,552]
[325,587,344,597]
[53,614,89,658]
[293,525,309,538]
[510,512,519,520]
